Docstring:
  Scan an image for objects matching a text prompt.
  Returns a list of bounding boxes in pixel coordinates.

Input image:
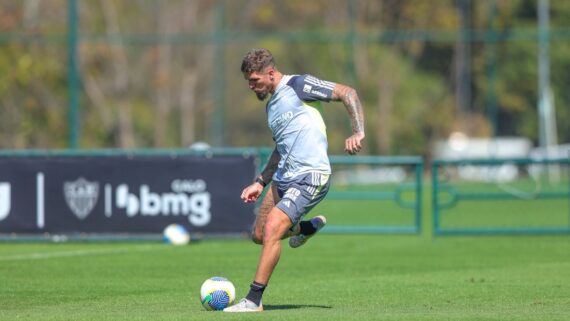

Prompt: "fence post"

[67,0,80,149]
[431,161,440,236]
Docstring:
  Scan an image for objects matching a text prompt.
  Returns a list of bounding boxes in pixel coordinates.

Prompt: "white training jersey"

[266,74,336,184]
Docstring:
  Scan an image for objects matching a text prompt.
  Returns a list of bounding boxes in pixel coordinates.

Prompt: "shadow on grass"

[264,304,332,311]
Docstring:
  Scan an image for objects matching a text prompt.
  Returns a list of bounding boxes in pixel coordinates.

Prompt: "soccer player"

[224,48,365,312]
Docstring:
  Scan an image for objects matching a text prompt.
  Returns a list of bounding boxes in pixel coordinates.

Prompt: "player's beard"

[256,91,268,101]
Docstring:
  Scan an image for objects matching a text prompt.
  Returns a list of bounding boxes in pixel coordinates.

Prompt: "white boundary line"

[0,245,167,262]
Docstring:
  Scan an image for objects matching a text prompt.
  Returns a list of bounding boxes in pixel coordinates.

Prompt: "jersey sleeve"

[286,74,336,102]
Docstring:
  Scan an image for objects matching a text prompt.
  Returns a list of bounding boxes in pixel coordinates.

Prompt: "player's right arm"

[259,148,280,184]
[241,148,280,203]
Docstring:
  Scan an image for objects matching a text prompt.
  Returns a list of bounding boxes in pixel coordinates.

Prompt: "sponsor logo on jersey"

[271,111,294,128]
[310,89,328,98]
[303,84,312,93]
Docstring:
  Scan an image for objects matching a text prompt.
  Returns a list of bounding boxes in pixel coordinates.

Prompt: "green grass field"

[1,175,570,320]
[1,233,569,321]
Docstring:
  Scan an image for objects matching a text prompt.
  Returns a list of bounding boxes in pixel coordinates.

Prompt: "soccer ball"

[162,224,190,245]
[200,277,236,311]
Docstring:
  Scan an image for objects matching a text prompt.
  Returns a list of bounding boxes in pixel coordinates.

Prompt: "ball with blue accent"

[200,277,236,311]
[162,224,190,245]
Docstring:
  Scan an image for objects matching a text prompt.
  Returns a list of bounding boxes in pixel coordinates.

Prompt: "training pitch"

[0,233,569,321]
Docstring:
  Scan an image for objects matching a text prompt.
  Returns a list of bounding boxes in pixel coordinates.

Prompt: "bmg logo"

[115,183,211,226]
[0,183,10,221]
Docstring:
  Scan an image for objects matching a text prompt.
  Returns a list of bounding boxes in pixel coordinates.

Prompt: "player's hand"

[240,183,264,203]
[345,132,365,155]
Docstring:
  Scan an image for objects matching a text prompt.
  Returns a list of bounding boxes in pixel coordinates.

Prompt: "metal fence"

[432,157,570,235]
[323,156,423,234]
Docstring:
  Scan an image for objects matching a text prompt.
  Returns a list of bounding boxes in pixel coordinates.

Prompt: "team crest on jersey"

[64,177,99,220]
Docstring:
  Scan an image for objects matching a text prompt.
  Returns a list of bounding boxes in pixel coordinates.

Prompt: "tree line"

[0,0,568,157]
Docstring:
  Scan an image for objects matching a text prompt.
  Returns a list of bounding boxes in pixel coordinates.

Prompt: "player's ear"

[267,68,275,81]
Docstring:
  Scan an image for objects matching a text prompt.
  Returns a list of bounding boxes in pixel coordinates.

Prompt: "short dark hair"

[241,48,275,73]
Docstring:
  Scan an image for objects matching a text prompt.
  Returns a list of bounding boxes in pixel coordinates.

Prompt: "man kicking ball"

[224,48,365,312]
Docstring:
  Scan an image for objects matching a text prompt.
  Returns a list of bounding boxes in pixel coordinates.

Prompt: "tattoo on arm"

[332,84,365,134]
[260,148,280,184]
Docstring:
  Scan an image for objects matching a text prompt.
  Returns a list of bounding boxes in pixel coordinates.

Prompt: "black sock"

[299,220,317,236]
[245,281,266,306]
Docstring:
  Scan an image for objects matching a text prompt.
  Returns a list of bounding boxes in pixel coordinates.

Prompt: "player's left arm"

[331,84,366,155]
[241,148,280,203]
